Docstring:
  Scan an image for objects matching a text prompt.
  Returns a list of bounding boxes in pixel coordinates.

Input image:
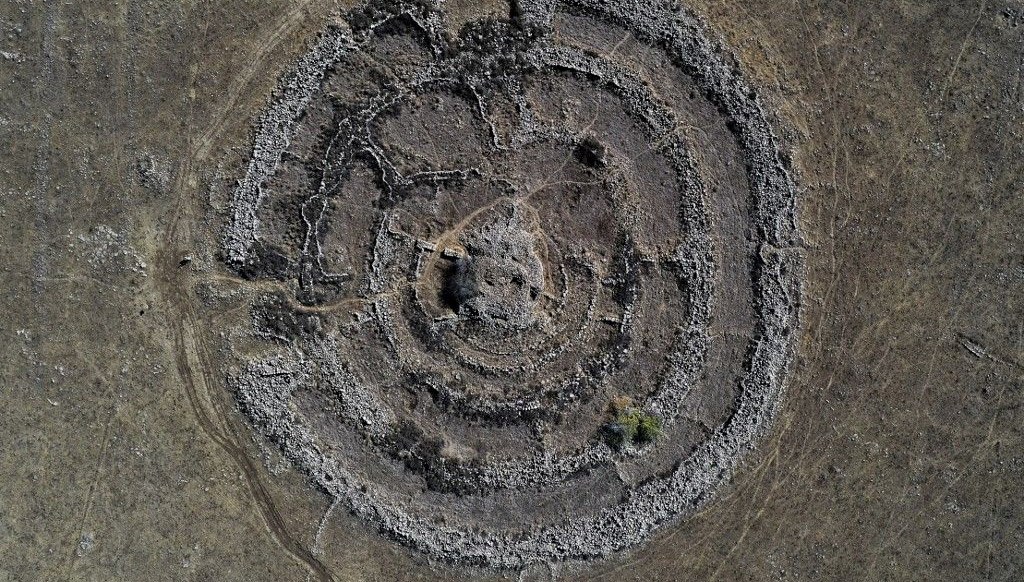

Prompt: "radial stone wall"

[223,0,803,570]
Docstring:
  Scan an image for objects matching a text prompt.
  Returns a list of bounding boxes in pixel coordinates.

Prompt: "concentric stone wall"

[224,0,802,569]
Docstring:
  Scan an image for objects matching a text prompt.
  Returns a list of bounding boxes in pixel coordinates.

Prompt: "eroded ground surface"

[1,0,1022,580]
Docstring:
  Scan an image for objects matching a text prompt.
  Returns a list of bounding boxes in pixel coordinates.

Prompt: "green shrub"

[635,414,661,444]
[604,406,660,448]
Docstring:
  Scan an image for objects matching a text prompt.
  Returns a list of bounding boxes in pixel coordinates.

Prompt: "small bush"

[603,403,661,449]
[635,414,661,444]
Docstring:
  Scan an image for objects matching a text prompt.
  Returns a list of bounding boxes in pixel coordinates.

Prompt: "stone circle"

[223,0,802,570]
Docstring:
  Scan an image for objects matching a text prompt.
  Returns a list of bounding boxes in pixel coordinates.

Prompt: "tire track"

[156,2,337,580]
[167,314,336,582]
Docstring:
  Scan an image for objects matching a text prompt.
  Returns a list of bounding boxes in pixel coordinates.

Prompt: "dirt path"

[155,3,338,580]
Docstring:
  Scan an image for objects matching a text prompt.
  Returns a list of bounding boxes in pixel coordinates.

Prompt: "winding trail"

[156,3,337,580]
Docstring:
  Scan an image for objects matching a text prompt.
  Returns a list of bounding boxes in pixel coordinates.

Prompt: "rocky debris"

[445,201,546,333]
[75,225,148,276]
[220,0,802,571]
[135,153,171,193]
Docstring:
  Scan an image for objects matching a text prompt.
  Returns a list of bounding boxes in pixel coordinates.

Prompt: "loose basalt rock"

[222,0,802,571]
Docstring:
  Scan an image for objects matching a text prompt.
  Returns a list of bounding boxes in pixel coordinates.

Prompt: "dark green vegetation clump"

[604,400,661,448]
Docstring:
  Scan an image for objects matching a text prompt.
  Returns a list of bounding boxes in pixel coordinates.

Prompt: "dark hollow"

[441,257,478,312]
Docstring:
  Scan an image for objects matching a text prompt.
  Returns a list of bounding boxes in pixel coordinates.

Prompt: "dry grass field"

[1,0,1021,580]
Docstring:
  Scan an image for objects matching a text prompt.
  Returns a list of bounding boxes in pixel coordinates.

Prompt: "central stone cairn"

[222,0,802,570]
[440,202,547,335]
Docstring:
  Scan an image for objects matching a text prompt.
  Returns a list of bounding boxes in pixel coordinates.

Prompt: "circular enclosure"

[223,0,802,569]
